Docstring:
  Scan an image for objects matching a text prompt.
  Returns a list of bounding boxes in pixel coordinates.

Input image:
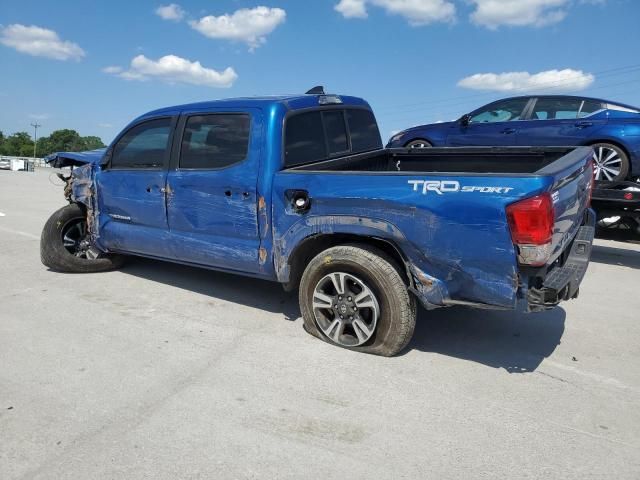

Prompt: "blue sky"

[1,0,639,144]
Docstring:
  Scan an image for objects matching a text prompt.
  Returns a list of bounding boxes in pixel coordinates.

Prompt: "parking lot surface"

[1,169,639,479]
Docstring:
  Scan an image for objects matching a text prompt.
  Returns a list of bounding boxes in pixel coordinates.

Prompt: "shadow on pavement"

[591,244,640,269]
[595,227,640,244]
[406,306,566,373]
[122,258,566,371]
[121,257,301,321]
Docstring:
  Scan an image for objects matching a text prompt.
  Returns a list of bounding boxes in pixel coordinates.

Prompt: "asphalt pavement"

[1,168,639,479]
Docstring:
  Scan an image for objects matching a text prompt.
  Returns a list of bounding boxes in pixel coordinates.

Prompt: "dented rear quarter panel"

[271,171,555,309]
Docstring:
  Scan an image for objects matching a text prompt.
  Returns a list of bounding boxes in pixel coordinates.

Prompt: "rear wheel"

[405,139,432,149]
[299,245,416,357]
[40,203,124,273]
[591,143,629,182]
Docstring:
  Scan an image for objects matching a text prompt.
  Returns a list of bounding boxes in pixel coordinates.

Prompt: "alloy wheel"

[592,146,622,181]
[61,218,91,258]
[312,272,380,347]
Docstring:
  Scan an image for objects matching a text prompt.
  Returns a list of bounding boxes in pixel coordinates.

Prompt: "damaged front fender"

[44,148,107,169]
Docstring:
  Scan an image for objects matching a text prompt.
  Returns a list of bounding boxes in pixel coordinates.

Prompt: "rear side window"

[180,114,250,169]
[347,109,382,152]
[531,98,582,120]
[284,111,327,166]
[111,118,171,169]
[578,100,603,117]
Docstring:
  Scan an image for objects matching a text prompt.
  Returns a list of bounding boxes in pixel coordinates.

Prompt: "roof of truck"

[141,94,371,118]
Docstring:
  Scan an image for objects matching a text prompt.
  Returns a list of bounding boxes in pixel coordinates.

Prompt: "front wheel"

[299,245,416,356]
[40,203,124,273]
[405,139,432,149]
[591,143,629,182]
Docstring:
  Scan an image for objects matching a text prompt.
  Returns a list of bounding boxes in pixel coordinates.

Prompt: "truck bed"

[287,146,579,175]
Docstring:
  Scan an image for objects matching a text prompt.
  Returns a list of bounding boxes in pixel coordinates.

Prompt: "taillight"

[506,192,554,266]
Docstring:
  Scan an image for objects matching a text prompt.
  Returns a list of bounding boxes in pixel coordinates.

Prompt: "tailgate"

[537,146,594,264]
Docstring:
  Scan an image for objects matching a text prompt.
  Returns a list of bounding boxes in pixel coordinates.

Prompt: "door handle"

[501,128,517,134]
[575,121,593,128]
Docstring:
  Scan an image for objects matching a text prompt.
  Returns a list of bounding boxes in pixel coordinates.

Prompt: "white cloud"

[155,4,185,21]
[98,123,113,128]
[335,0,456,25]
[469,0,573,29]
[0,24,85,61]
[102,66,123,74]
[189,6,286,51]
[28,113,49,120]
[458,69,595,93]
[104,54,238,88]
[335,0,369,18]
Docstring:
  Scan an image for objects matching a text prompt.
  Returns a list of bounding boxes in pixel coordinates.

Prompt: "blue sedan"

[387,95,640,181]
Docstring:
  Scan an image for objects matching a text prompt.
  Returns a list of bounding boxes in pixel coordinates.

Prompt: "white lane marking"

[0,226,39,240]
[0,212,5,216]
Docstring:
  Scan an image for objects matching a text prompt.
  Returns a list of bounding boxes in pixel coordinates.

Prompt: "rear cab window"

[284,108,381,167]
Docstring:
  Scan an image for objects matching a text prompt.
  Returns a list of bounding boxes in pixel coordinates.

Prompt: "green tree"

[0,132,33,157]
[0,129,106,157]
[81,136,106,151]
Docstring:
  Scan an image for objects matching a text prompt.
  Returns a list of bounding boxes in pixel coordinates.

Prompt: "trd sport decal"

[408,180,514,195]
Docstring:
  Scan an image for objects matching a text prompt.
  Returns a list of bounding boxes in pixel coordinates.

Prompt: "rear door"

[447,98,531,146]
[516,97,606,146]
[97,116,175,256]
[165,108,263,273]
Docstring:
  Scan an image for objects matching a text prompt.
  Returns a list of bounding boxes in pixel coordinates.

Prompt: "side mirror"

[460,114,471,127]
[100,149,112,167]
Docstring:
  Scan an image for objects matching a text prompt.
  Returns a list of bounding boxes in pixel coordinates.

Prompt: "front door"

[447,97,531,146]
[165,109,263,273]
[97,116,175,258]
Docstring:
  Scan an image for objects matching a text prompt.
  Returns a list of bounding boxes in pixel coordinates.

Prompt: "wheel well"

[404,138,431,147]
[284,234,411,290]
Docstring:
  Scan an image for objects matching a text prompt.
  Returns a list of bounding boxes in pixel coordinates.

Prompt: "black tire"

[591,143,629,182]
[40,203,124,273]
[299,245,416,357]
[405,139,432,149]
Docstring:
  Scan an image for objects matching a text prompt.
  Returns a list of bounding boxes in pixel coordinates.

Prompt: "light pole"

[30,122,41,159]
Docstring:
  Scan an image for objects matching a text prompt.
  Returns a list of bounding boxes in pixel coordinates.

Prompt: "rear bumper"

[526,208,595,312]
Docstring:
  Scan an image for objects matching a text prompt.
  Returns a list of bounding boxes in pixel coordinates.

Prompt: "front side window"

[180,114,250,169]
[531,98,583,120]
[469,98,530,123]
[111,118,171,168]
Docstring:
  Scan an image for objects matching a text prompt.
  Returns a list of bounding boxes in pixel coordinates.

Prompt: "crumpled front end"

[46,150,104,250]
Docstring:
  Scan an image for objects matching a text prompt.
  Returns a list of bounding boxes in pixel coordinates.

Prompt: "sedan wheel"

[406,139,432,149]
[591,143,629,182]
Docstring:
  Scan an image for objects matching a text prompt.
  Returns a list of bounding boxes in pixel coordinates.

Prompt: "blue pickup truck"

[42,89,596,356]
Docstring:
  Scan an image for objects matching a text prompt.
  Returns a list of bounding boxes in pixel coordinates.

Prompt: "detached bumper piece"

[527,209,595,311]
